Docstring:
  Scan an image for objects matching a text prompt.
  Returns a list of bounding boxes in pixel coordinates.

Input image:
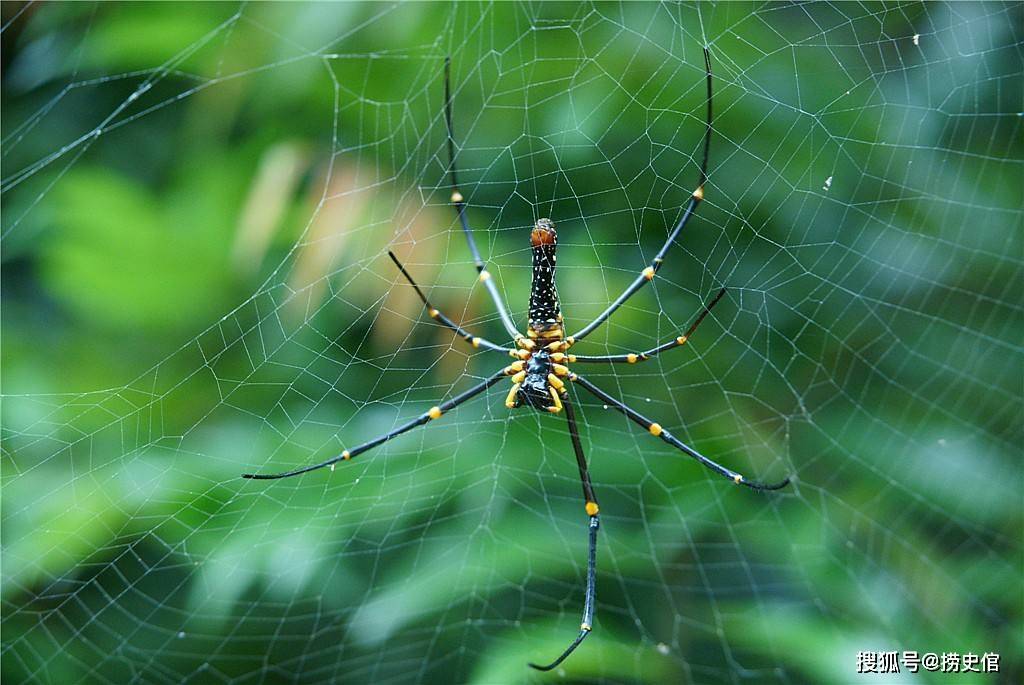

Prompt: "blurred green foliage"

[2,2,1021,684]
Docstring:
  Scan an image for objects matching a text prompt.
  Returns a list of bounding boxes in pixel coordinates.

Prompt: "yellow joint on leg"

[428,308,439,318]
[648,422,663,437]
[505,383,521,409]
[547,387,563,413]
[511,370,526,384]
[506,360,525,374]
[585,501,599,516]
[451,190,464,203]
[428,406,443,420]
[626,353,638,364]
[515,349,531,360]
[547,374,564,391]
[693,185,704,200]
[552,363,570,376]
[516,337,536,350]
[642,266,656,280]
[732,474,743,484]
[580,622,592,632]
[471,337,481,348]
[342,450,351,460]
[478,270,491,282]
[677,334,689,345]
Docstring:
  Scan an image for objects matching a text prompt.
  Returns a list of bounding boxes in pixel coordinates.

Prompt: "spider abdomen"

[528,218,563,340]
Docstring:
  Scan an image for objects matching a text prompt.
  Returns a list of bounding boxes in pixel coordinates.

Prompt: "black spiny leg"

[570,48,714,343]
[444,57,522,341]
[529,395,600,671]
[242,369,509,480]
[389,252,511,354]
[573,287,727,364]
[572,374,790,491]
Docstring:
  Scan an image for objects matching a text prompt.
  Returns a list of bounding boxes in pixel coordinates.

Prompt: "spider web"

[3,2,1021,683]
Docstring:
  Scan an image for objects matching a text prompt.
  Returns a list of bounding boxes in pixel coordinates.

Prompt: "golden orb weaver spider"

[243,48,791,671]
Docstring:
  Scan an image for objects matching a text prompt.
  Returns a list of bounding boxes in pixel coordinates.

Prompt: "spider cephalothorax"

[244,49,790,673]
[504,345,574,413]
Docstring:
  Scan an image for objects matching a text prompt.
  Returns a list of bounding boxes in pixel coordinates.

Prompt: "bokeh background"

[2,2,1021,684]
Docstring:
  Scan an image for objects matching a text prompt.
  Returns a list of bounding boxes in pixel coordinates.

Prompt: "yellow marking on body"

[649,422,663,436]
[478,270,491,282]
[505,383,521,409]
[552,363,570,376]
[516,337,536,350]
[511,370,526,384]
[547,387,563,413]
[585,501,599,516]
[428,406,442,420]
[693,185,704,200]
[342,450,351,460]
[547,339,573,353]
[642,266,656,280]
[732,474,743,484]
[527,328,538,339]
[677,335,689,345]
[533,327,564,340]
[471,337,481,348]
[428,308,439,318]
[627,353,638,364]
[451,190,464,203]
[547,374,564,391]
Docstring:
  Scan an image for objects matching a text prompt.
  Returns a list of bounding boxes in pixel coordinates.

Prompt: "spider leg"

[573,287,727,364]
[570,48,713,343]
[571,373,790,491]
[444,57,523,341]
[529,394,600,671]
[242,368,508,480]
[389,252,511,354]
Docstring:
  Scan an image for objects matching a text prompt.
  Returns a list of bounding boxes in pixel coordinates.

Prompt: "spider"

[244,49,791,672]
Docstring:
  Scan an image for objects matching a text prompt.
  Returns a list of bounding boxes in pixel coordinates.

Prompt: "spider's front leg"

[572,373,791,491]
[528,394,601,671]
